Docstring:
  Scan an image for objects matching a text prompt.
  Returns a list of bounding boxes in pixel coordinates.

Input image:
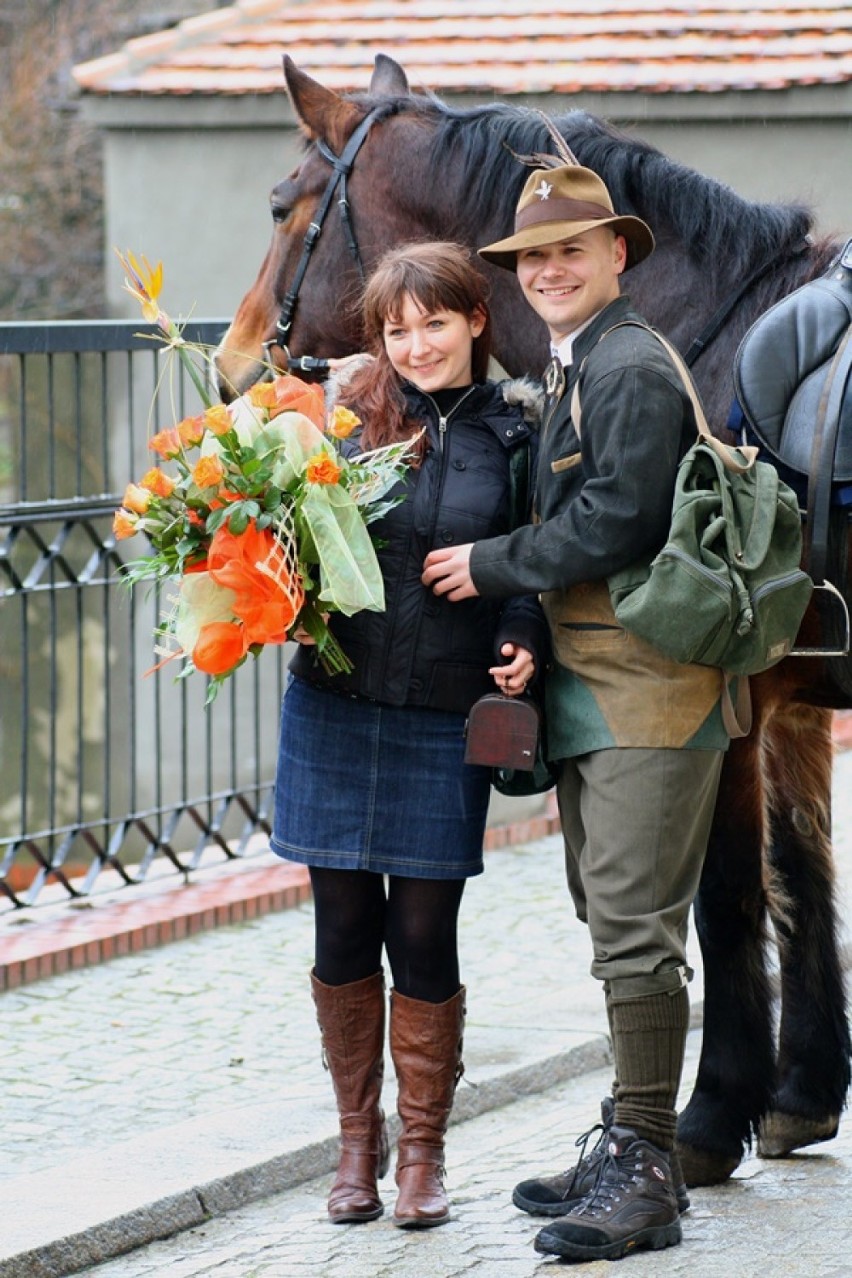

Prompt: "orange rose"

[305,452,342,486]
[192,455,226,488]
[327,405,361,439]
[177,415,205,447]
[204,404,234,437]
[249,374,325,429]
[122,482,151,514]
[192,621,248,675]
[148,427,182,459]
[140,467,175,498]
[113,509,139,539]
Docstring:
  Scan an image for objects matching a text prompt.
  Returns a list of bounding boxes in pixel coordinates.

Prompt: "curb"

[0,1036,611,1278]
[0,811,562,993]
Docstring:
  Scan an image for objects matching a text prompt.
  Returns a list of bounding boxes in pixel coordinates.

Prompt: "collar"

[550,314,597,367]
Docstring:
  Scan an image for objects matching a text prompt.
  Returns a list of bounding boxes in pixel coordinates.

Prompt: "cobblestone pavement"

[1,834,606,1184]
[74,1030,852,1278]
[3,750,851,1276]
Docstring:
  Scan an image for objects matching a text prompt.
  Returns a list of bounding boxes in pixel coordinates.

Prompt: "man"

[421,163,729,1263]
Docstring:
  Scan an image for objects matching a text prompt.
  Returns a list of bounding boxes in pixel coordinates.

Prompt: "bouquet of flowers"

[113,252,415,701]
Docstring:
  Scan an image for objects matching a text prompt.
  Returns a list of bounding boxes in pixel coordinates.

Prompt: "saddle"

[733,239,852,700]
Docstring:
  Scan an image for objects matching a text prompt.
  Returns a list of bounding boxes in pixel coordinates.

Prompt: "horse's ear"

[369,54,410,97]
[283,55,361,151]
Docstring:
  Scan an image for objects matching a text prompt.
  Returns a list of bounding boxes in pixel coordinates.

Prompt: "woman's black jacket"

[289,379,549,714]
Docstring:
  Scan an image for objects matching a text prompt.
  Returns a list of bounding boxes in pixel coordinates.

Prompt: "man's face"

[516,227,627,343]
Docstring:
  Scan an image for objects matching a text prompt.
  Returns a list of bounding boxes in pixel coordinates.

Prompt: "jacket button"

[409,678,424,692]
[440,529,453,543]
[453,459,466,470]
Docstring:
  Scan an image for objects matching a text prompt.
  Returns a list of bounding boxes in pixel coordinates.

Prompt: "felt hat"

[479,164,654,271]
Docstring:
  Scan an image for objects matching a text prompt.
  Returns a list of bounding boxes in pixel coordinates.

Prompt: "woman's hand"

[292,613,330,645]
[489,642,535,697]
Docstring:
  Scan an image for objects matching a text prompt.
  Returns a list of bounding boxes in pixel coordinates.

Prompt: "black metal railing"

[0,320,287,910]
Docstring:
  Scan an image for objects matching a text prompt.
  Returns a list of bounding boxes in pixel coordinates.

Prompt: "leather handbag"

[464,693,558,794]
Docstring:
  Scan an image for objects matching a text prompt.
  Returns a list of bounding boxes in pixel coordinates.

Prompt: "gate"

[0,320,286,910]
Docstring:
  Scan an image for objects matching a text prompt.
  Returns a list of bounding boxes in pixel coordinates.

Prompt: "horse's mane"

[385,95,814,273]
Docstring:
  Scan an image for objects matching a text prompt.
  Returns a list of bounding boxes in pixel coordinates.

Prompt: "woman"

[271,242,547,1229]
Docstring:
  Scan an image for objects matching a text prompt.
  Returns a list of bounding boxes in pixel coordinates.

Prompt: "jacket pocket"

[550,452,582,475]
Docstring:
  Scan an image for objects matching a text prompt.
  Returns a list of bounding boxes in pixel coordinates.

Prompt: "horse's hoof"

[675,1140,742,1187]
[757,1110,840,1158]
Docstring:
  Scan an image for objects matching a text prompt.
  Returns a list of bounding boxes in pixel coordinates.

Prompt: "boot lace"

[561,1117,609,1193]
[571,1145,646,1218]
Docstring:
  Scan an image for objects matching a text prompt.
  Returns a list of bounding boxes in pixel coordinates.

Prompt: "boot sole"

[534,1220,682,1260]
[513,1186,690,1216]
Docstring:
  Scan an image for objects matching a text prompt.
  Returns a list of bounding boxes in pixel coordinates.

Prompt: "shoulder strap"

[571,319,759,475]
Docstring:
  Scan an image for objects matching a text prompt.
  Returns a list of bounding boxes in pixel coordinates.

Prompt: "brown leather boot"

[311,969,390,1223]
[389,986,465,1228]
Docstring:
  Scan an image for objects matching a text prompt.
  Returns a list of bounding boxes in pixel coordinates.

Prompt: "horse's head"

[216,55,437,399]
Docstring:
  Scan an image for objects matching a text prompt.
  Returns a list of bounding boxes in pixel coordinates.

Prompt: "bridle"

[262,107,386,378]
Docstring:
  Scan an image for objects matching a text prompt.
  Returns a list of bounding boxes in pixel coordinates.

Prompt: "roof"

[72,0,852,98]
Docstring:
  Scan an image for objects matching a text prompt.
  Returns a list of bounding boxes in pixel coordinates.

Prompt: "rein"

[263,107,384,376]
[683,238,811,368]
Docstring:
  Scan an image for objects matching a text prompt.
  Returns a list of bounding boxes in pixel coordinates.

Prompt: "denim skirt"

[271,676,490,878]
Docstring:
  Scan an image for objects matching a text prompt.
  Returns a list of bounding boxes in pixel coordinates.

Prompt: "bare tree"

[0,0,221,320]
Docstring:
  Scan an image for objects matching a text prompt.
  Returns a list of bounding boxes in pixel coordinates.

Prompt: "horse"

[217,54,852,1188]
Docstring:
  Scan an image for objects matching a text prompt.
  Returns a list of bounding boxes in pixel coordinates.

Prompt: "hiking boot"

[533,1125,682,1262]
[512,1099,690,1216]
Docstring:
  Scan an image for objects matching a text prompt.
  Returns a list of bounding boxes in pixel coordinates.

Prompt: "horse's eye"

[271,202,291,225]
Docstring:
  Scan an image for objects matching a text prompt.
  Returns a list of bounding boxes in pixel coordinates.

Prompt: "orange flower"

[177,415,205,447]
[192,621,248,676]
[192,455,225,488]
[204,404,233,437]
[249,375,325,429]
[140,467,175,498]
[149,427,182,459]
[113,509,139,539]
[327,405,361,439]
[305,452,342,486]
[207,521,303,646]
[187,509,206,527]
[122,482,151,514]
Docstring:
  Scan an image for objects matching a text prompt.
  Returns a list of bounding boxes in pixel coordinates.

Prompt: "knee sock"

[609,987,689,1151]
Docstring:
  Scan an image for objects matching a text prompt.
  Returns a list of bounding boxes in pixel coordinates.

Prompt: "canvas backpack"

[572,322,814,686]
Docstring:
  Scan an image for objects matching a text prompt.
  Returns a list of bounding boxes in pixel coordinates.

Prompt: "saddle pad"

[734,247,852,482]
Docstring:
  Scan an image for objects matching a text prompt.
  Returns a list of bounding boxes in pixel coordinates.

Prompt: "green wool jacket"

[470,295,730,758]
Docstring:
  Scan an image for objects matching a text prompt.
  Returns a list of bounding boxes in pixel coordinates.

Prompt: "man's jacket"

[470,296,730,756]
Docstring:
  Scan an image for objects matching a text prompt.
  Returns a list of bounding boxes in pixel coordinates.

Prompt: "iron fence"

[0,319,287,910]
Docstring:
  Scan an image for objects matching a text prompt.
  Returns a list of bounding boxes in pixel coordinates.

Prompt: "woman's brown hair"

[339,241,493,457]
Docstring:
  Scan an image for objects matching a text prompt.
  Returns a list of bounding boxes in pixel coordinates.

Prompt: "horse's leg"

[676,711,776,1186]
[757,702,851,1156]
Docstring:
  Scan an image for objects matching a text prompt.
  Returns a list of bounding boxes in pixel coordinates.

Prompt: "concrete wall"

[86,84,851,323]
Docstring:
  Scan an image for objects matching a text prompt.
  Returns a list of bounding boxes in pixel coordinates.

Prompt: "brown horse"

[218,55,851,1187]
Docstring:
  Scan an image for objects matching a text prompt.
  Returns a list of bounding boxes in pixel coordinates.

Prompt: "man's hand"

[421,544,479,600]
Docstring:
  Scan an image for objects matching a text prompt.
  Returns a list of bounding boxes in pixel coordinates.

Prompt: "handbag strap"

[571,320,759,475]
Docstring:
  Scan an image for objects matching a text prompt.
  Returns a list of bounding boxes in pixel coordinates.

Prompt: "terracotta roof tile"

[72,1,852,97]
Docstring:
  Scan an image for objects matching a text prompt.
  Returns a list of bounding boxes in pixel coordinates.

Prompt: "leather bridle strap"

[269,109,382,371]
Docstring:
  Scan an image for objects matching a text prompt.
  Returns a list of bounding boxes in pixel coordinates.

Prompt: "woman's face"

[382,293,485,392]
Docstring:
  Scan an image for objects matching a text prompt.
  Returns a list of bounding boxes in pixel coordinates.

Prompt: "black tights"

[309,867,466,1004]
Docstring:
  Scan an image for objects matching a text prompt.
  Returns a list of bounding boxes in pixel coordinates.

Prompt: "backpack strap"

[571,319,759,475]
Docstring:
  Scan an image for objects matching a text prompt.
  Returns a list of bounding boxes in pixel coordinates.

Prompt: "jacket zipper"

[422,385,479,454]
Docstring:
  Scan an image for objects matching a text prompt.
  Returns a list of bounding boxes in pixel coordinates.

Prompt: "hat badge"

[533,179,553,201]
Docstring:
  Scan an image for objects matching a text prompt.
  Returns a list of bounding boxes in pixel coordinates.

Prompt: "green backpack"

[575,323,814,679]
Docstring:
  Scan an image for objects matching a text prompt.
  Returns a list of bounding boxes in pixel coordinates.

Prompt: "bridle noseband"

[263,107,385,377]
